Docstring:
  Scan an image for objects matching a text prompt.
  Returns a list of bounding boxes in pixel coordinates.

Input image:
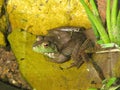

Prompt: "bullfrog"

[32,27,95,68]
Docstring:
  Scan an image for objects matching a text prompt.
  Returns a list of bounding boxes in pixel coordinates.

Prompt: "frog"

[32,26,96,68]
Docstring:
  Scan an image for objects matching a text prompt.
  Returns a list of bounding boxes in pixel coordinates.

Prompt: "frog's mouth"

[44,52,56,58]
[33,45,58,59]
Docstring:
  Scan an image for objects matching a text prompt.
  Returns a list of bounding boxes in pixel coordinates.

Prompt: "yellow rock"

[0,31,6,47]
[0,0,7,33]
[0,15,7,33]
[7,0,91,35]
[0,0,7,47]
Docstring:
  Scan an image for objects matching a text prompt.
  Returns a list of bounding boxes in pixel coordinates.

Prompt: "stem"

[80,0,110,43]
[111,0,118,27]
[89,0,101,39]
[117,10,120,28]
[90,0,99,16]
[116,10,120,45]
[90,0,103,27]
[111,0,119,44]
[106,0,113,42]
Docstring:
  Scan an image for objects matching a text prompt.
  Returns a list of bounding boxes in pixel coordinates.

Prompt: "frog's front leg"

[50,53,70,63]
[49,40,75,63]
[68,43,84,68]
[69,39,92,68]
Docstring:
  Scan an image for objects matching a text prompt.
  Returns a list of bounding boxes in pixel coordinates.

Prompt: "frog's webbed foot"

[69,54,89,69]
[67,57,84,69]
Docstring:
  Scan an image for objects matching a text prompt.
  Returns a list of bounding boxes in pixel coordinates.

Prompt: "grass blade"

[89,0,99,16]
[79,0,110,43]
[106,0,113,42]
[115,10,120,45]
[117,10,120,29]
[106,77,117,88]
[111,0,118,27]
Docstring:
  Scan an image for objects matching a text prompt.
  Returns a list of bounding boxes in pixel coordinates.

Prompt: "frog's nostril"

[36,36,43,41]
[36,37,40,41]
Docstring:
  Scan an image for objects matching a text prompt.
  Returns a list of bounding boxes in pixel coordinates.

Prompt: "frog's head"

[33,36,58,58]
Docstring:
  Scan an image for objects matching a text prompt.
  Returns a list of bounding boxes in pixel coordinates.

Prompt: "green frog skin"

[33,27,94,68]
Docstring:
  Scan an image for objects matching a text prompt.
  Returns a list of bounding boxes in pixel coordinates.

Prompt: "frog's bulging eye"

[43,42,50,47]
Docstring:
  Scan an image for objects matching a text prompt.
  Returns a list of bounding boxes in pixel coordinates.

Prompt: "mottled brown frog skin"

[33,27,95,68]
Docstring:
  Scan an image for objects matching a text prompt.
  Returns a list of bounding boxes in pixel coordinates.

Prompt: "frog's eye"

[36,36,43,41]
[42,42,50,47]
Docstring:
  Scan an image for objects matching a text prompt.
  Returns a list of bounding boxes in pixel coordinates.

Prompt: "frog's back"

[48,27,87,50]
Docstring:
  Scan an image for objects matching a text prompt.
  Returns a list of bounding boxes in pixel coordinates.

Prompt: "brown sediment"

[0,48,31,90]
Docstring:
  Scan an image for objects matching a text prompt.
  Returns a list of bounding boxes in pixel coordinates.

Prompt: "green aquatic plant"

[89,77,120,90]
[102,77,117,89]
[107,0,120,45]
[80,0,120,46]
